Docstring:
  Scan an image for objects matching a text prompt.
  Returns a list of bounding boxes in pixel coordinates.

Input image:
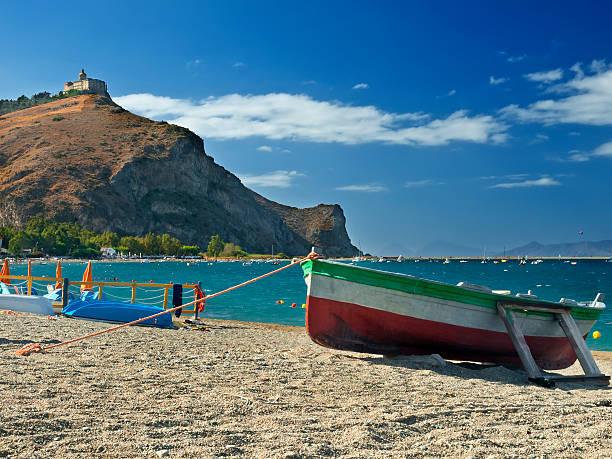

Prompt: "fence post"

[131,283,136,303]
[61,278,70,309]
[98,283,103,300]
[163,286,169,309]
[27,276,32,295]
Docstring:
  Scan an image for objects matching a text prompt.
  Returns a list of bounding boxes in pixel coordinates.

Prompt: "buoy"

[279,300,284,304]
[291,303,297,308]
[276,300,282,304]
[302,304,306,308]
[593,331,601,339]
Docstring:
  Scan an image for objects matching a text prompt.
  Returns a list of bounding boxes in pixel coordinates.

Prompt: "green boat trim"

[302,259,604,321]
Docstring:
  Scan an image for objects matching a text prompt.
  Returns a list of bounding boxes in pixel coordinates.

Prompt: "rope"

[1,310,22,316]
[15,253,318,356]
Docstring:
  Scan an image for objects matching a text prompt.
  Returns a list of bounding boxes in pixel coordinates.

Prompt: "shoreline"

[5,255,612,263]
[1,313,611,457]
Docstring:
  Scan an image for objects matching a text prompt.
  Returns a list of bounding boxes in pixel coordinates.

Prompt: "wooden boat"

[302,259,605,370]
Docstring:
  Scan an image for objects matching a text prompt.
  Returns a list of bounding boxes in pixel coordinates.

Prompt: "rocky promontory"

[0,94,358,256]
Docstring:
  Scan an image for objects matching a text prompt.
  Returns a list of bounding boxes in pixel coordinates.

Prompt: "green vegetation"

[206,235,224,258]
[207,235,248,258]
[0,218,200,258]
[51,116,64,122]
[0,89,82,116]
[205,235,287,259]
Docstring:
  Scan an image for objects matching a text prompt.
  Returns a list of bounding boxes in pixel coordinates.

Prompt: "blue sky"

[2,1,612,255]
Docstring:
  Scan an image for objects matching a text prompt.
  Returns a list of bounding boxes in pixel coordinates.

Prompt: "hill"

[502,240,612,258]
[0,94,358,257]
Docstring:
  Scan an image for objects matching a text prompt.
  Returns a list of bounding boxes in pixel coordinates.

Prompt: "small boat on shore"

[301,259,605,370]
[0,293,54,316]
[62,299,174,328]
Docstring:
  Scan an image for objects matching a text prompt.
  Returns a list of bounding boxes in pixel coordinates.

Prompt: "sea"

[11,258,612,351]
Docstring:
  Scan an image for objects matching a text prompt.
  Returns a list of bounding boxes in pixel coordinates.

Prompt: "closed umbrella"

[81,261,93,292]
[0,259,10,285]
[55,261,62,290]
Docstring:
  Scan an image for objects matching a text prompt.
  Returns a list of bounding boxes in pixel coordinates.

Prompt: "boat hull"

[303,260,603,370]
[62,299,174,328]
[0,294,54,316]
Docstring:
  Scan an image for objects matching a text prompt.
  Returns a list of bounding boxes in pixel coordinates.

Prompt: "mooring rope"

[16,253,319,356]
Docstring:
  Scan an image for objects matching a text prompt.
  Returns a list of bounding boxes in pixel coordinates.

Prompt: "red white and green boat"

[302,259,605,370]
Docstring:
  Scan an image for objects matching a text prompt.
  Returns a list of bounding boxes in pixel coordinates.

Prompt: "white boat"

[0,294,54,316]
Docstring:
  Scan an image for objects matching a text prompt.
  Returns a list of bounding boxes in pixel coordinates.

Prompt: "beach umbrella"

[81,261,93,292]
[0,259,10,285]
[55,261,62,290]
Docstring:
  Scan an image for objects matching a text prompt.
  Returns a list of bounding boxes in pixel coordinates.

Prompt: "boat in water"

[301,259,605,370]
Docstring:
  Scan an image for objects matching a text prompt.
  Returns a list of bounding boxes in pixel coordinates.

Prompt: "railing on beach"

[0,274,202,316]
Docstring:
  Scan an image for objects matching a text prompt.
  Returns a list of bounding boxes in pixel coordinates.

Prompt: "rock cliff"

[0,94,358,257]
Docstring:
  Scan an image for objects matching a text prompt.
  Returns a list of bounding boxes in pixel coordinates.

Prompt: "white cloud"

[568,131,581,136]
[524,68,563,83]
[500,60,612,126]
[238,170,304,188]
[352,83,369,90]
[507,55,526,63]
[256,145,273,152]
[335,183,387,192]
[593,140,612,158]
[530,133,549,144]
[490,176,561,189]
[186,59,202,68]
[301,80,317,85]
[490,76,508,85]
[559,140,612,162]
[334,183,387,193]
[570,62,584,79]
[404,179,443,188]
[447,89,456,96]
[590,59,607,74]
[233,61,246,68]
[115,93,508,146]
[567,150,591,162]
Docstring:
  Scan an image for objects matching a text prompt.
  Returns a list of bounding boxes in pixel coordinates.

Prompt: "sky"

[2,1,612,255]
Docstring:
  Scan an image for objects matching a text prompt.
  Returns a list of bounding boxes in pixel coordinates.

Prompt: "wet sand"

[1,313,611,458]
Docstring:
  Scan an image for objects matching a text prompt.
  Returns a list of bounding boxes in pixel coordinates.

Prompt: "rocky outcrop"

[0,94,358,257]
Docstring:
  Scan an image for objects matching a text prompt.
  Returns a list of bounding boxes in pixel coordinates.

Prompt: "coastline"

[1,313,611,457]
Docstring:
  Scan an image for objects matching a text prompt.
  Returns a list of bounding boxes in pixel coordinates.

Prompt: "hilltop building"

[64,69,109,96]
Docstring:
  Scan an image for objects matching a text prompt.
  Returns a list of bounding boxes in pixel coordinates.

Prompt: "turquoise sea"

[10,258,612,351]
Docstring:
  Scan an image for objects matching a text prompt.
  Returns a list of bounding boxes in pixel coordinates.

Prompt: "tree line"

[0,90,81,116]
[0,218,200,258]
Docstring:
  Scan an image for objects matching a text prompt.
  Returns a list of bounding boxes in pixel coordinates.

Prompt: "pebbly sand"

[1,312,611,458]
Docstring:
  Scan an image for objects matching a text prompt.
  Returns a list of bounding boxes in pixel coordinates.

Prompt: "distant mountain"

[418,240,481,258]
[377,243,415,257]
[501,240,612,257]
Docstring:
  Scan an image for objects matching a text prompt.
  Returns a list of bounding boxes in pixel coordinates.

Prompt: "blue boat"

[61,298,174,328]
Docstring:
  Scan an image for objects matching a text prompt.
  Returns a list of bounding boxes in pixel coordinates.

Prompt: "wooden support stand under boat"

[497,300,610,387]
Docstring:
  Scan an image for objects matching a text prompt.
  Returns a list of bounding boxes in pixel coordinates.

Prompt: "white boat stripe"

[307,273,594,338]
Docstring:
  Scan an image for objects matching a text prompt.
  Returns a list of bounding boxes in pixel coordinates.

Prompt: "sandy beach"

[1,313,611,458]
